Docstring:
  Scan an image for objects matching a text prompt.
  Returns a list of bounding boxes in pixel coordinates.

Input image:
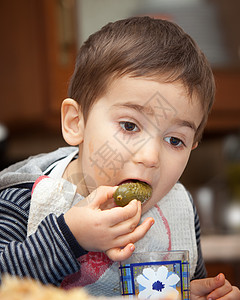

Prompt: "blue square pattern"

[119,260,190,300]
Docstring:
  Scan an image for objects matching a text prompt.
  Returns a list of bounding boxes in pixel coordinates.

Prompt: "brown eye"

[120,121,139,132]
[165,136,184,147]
[170,137,181,146]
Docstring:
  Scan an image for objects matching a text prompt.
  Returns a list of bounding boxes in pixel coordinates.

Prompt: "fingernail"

[130,244,135,252]
[216,273,221,281]
[151,218,155,226]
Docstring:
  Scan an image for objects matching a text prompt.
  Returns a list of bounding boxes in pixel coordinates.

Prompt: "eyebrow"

[112,102,197,132]
[174,119,197,132]
[112,102,154,115]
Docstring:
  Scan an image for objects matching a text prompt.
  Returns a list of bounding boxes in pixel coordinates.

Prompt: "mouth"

[119,178,151,187]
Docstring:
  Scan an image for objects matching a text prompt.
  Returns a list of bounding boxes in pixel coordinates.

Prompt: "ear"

[61,98,84,146]
[192,142,198,150]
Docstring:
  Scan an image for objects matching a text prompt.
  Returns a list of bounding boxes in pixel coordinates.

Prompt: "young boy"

[0,17,239,299]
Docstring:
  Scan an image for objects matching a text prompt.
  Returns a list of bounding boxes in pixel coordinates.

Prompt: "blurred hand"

[190,273,240,300]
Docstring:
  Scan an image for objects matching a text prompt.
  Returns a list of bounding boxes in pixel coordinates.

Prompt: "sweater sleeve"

[188,192,207,280]
[0,187,86,286]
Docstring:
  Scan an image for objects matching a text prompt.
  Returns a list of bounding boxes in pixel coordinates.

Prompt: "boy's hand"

[190,273,240,300]
[64,186,154,261]
[105,215,154,261]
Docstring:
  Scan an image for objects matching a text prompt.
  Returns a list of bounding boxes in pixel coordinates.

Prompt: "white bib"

[28,176,197,297]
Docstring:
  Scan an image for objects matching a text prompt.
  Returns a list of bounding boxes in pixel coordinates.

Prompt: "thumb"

[191,274,226,298]
[88,185,118,208]
[202,273,225,295]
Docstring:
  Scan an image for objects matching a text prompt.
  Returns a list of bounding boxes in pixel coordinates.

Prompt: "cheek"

[82,135,127,187]
[84,139,103,179]
[88,140,94,156]
[150,153,190,205]
[164,151,192,196]
[80,137,103,191]
[168,152,190,179]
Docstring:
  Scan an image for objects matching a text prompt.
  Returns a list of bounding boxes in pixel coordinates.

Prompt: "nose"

[132,137,160,168]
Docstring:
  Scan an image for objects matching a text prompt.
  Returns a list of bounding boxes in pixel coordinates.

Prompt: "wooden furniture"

[0,0,77,133]
[207,69,240,133]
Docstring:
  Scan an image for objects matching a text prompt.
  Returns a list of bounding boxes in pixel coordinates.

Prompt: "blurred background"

[0,0,240,286]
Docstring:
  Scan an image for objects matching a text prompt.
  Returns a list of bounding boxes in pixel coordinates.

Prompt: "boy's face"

[73,76,203,213]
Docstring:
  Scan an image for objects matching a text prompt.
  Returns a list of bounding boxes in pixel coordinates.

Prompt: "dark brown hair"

[68,16,215,142]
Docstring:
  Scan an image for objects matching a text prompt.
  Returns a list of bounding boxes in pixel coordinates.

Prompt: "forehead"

[103,76,203,123]
[106,75,191,102]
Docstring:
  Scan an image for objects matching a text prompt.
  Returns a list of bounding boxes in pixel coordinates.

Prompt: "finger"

[224,286,240,300]
[99,198,116,210]
[103,200,140,226]
[110,202,142,235]
[88,185,118,208]
[106,243,135,262]
[74,196,92,207]
[207,275,232,300]
[114,217,155,247]
[197,273,226,297]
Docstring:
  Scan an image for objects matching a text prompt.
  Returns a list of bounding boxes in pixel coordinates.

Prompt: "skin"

[62,76,240,299]
[63,76,201,210]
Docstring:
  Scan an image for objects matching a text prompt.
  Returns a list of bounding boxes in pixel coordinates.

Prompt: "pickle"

[113,181,152,207]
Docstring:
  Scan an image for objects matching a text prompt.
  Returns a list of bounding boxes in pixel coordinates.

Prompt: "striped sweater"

[0,147,206,287]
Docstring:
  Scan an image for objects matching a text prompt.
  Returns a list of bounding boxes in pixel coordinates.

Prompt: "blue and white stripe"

[0,187,80,285]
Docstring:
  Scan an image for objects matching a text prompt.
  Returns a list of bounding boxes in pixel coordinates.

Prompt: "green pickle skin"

[113,181,152,207]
